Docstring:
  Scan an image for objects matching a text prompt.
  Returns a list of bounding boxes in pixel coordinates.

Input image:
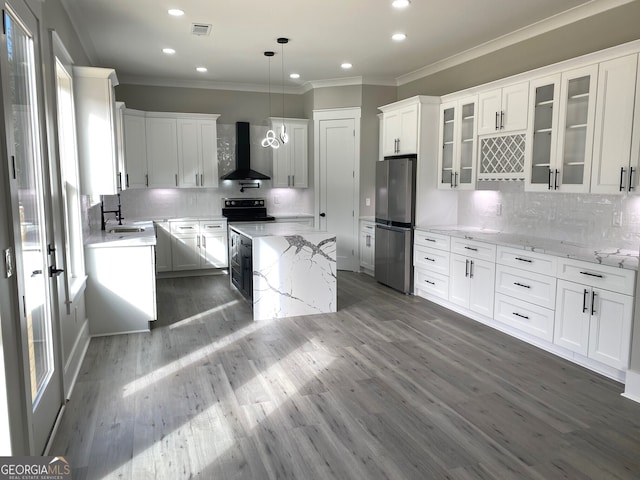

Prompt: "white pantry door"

[314,108,360,271]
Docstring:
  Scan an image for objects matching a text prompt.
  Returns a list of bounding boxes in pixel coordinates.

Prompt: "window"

[53,42,85,300]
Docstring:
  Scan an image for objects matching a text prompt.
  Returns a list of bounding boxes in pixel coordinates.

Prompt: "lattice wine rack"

[478,134,526,181]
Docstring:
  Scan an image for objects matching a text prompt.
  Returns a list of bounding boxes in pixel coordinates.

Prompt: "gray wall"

[115,85,304,125]
[398,1,640,98]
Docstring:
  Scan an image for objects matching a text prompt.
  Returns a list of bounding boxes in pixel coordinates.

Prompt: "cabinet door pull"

[548,169,552,190]
[465,259,469,277]
[629,167,635,191]
[513,312,529,320]
[619,167,625,192]
[579,271,604,279]
[515,257,532,263]
[554,169,559,190]
[366,235,371,247]
[464,246,478,252]
[469,260,474,278]
[118,172,122,191]
[582,288,589,313]
[196,174,199,186]
[202,235,206,248]
[424,238,436,242]
[197,235,201,248]
[450,171,454,188]
[514,282,530,289]
[454,171,458,188]
[175,174,178,187]
[145,174,148,187]
[126,173,130,188]
[495,112,499,130]
[201,174,204,186]
[425,280,435,285]
[591,291,597,315]
[424,257,435,262]
[500,111,505,129]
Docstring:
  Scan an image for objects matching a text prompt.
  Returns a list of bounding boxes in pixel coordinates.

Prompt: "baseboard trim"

[63,319,90,400]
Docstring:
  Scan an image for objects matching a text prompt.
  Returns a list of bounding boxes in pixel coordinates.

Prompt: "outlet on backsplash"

[613,210,623,227]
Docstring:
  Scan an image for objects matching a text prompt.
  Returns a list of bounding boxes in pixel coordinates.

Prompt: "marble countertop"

[85,221,156,248]
[229,222,322,240]
[272,213,314,218]
[419,225,639,270]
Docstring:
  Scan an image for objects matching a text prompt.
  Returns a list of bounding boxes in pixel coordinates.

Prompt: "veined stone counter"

[420,225,639,270]
[229,223,337,321]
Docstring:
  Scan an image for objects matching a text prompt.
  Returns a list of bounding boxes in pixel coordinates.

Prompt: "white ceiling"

[59,0,618,92]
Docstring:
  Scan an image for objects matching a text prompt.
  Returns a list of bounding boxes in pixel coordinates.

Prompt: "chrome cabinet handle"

[554,169,559,190]
[619,167,625,192]
[469,260,474,278]
[500,111,505,129]
[495,112,499,130]
[454,171,458,188]
[582,289,589,313]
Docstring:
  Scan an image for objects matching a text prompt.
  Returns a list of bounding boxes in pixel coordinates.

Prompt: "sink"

[108,226,145,233]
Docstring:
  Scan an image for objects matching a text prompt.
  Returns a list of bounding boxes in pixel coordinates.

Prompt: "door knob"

[319,212,326,217]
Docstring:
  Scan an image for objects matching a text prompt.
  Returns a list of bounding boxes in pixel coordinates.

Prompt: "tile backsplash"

[458,181,640,250]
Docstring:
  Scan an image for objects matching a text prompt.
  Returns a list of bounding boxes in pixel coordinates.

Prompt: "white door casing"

[314,108,361,272]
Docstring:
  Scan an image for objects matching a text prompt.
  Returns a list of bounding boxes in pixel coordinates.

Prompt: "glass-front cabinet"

[438,97,477,190]
[525,65,597,192]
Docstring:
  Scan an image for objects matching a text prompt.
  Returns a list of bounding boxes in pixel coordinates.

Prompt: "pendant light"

[261,51,280,149]
[277,37,289,144]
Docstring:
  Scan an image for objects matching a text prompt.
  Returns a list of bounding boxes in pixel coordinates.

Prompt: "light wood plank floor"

[50,272,640,479]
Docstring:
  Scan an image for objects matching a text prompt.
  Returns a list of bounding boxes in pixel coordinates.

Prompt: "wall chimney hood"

[220,122,271,181]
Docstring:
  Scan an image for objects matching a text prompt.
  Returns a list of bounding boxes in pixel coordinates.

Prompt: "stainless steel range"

[222,198,275,223]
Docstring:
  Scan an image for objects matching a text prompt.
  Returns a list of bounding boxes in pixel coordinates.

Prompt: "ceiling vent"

[191,23,212,36]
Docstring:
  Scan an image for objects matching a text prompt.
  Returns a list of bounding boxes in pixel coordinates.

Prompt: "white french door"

[314,108,361,271]
[1,1,63,454]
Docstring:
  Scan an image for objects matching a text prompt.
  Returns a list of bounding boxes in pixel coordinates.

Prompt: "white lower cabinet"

[494,293,555,342]
[413,230,451,301]
[554,278,633,369]
[85,244,156,335]
[169,220,228,271]
[449,254,495,317]
[359,220,375,275]
[154,221,172,272]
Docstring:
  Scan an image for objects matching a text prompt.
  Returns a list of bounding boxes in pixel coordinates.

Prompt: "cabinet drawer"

[201,220,226,233]
[170,221,199,234]
[557,258,636,296]
[496,246,557,276]
[494,293,555,342]
[361,222,375,235]
[495,264,556,309]
[414,268,449,300]
[414,230,450,251]
[413,245,450,276]
[451,237,496,262]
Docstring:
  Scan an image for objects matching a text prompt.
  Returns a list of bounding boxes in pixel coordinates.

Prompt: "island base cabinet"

[154,221,172,272]
[554,279,633,369]
[85,245,156,336]
[449,254,495,317]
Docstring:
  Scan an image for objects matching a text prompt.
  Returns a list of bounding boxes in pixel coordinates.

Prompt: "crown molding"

[396,0,635,86]
[306,76,397,89]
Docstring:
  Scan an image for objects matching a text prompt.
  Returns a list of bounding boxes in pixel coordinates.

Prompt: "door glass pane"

[459,103,475,185]
[6,12,53,405]
[562,76,590,185]
[531,83,554,185]
[441,107,454,185]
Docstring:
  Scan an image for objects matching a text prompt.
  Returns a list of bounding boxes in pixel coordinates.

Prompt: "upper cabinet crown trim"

[73,66,118,86]
[379,95,440,113]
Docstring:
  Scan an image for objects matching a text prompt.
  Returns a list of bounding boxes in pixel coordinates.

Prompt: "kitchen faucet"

[101,193,123,230]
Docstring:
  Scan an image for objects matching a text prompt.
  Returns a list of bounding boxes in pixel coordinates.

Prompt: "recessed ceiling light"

[289,73,300,79]
[168,9,184,16]
[162,48,176,55]
[392,33,407,41]
[196,67,207,73]
[341,63,352,69]
[392,0,410,8]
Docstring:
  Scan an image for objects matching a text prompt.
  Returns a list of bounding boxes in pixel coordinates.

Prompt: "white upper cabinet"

[270,118,308,188]
[590,54,640,194]
[177,116,220,188]
[122,109,147,188]
[381,102,419,156]
[73,66,120,196]
[525,66,597,192]
[145,115,179,188]
[437,97,477,190]
[477,82,529,135]
[115,102,127,191]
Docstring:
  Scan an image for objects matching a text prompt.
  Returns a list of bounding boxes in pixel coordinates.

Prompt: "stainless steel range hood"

[220,121,271,181]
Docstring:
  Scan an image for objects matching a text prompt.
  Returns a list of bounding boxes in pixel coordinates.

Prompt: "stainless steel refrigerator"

[374,155,416,293]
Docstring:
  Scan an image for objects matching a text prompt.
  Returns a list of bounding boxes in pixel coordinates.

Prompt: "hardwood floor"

[49,272,640,479]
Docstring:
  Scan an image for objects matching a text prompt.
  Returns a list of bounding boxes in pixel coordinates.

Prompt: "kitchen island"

[229,222,337,321]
